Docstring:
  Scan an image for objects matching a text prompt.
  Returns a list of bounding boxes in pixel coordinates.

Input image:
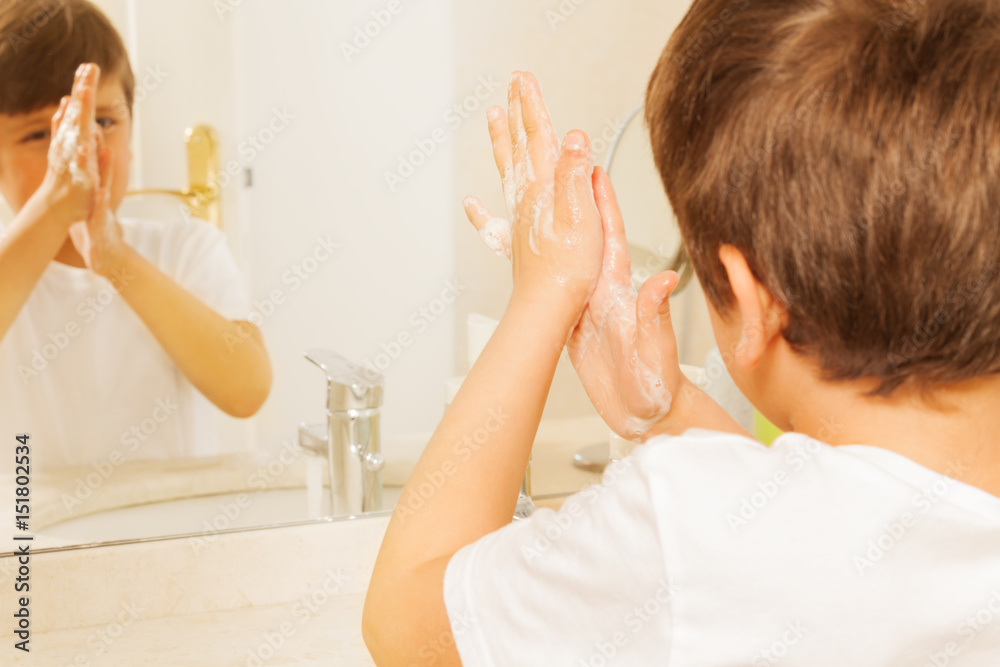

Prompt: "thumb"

[636,270,680,367]
[592,166,632,284]
[89,149,113,229]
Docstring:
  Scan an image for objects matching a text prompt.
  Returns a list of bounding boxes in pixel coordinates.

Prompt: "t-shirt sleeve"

[159,217,252,322]
[443,448,674,666]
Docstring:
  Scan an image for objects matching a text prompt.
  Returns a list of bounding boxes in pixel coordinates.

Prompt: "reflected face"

[0,75,132,215]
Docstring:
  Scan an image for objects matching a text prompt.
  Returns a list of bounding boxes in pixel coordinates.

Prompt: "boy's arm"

[71,143,270,419]
[364,73,606,665]
[0,66,103,346]
[0,194,76,345]
[107,244,271,419]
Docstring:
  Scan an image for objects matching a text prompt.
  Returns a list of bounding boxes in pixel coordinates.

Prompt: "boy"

[364,0,1000,664]
[0,0,271,471]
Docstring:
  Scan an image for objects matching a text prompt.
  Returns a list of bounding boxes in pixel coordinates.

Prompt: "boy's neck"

[789,373,1000,498]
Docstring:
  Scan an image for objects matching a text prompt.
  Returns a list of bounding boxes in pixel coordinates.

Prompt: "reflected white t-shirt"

[0,216,251,472]
[444,429,1000,666]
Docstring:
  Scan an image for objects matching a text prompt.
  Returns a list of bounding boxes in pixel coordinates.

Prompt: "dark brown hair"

[0,0,135,115]
[646,0,1000,395]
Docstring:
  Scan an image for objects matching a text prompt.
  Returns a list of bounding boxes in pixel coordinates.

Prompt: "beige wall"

[453,0,714,420]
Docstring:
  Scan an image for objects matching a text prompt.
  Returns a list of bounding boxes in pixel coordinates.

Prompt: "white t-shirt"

[0,216,251,473]
[444,429,1000,666]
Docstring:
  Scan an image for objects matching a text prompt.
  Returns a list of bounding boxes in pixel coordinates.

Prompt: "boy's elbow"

[222,366,272,419]
[224,332,273,418]
[362,593,394,666]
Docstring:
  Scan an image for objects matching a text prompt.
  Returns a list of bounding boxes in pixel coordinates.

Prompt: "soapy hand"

[463,72,603,318]
[566,168,687,441]
[67,146,125,278]
[464,72,686,441]
[41,63,103,227]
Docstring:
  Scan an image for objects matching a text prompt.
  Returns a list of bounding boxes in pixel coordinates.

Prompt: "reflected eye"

[97,117,117,131]
[21,129,50,144]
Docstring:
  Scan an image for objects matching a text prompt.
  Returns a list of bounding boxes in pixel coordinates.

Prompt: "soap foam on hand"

[53,101,95,188]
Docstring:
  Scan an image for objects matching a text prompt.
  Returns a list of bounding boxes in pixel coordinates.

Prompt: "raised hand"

[566,167,686,441]
[67,145,125,278]
[42,63,102,225]
[464,72,687,441]
[463,72,604,319]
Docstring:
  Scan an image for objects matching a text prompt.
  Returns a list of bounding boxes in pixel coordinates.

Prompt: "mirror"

[0,0,707,554]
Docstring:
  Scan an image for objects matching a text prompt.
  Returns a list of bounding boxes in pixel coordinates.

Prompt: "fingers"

[518,72,560,181]
[51,96,69,136]
[486,106,516,216]
[553,130,597,236]
[463,195,512,259]
[635,270,680,367]
[593,166,633,284]
[507,72,528,205]
[74,63,100,144]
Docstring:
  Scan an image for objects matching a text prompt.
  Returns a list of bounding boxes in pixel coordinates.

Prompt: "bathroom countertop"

[12,594,375,666]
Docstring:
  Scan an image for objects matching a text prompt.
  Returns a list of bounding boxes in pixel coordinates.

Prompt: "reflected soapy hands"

[463,71,604,318]
[465,71,685,441]
[50,63,127,278]
[41,63,104,227]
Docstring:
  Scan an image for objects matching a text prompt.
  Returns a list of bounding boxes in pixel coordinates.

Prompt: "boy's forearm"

[370,286,577,584]
[0,195,73,345]
[110,245,271,418]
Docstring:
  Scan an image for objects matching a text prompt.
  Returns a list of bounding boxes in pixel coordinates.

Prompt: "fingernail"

[487,106,501,122]
[462,196,476,208]
[563,131,586,151]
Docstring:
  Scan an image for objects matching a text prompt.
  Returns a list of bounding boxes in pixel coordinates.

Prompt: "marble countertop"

[11,594,375,666]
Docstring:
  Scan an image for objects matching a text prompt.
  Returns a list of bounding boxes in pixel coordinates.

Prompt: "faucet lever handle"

[304,349,384,412]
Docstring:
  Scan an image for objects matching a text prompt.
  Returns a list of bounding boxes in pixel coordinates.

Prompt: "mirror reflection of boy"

[0,0,271,472]
[365,0,1000,663]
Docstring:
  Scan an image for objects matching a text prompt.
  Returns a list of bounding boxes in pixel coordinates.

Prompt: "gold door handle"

[126,125,221,228]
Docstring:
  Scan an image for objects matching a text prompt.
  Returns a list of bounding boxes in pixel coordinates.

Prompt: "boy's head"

[0,0,135,213]
[646,0,1000,412]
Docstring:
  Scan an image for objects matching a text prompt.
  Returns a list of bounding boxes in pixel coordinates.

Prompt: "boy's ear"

[718,244,785,371]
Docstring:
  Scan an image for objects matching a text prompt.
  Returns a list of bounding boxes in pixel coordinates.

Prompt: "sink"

[36,486,404,547]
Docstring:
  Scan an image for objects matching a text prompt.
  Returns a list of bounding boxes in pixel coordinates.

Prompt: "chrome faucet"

[299,350,385,516]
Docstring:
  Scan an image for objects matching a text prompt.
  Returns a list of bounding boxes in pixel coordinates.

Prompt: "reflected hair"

[0,0,135,115]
